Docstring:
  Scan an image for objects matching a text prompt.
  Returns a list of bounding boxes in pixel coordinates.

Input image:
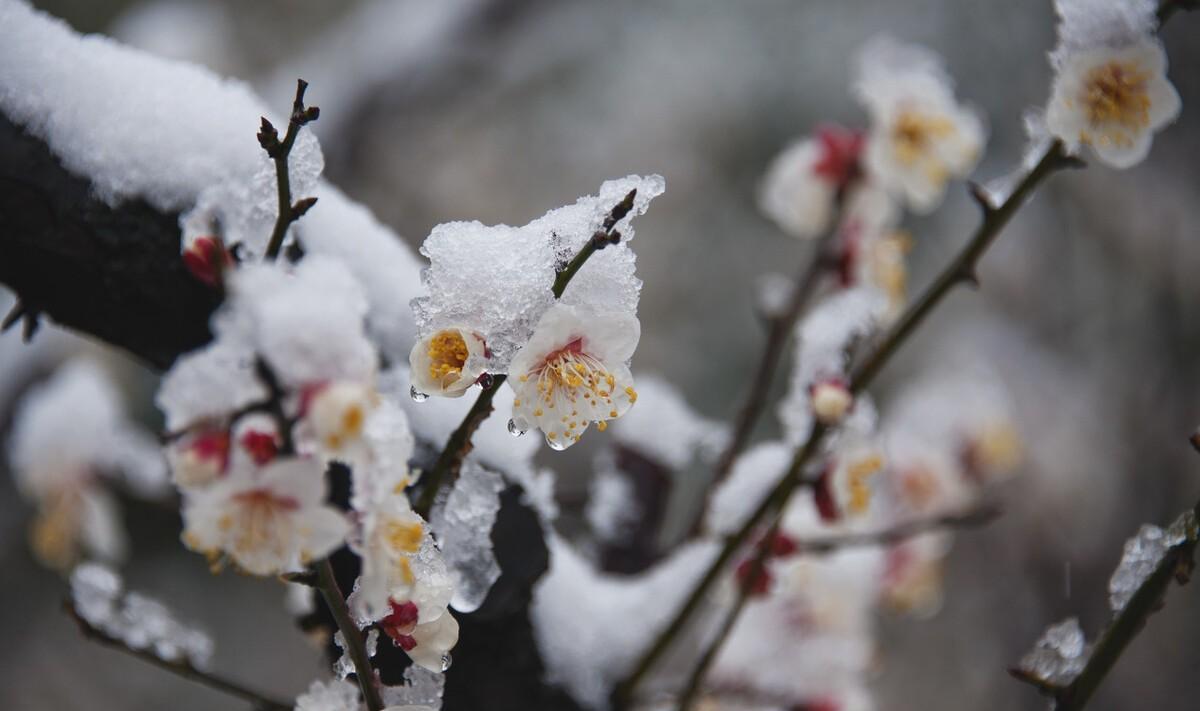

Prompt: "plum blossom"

[351,495,433,620]
[408,327,490,398]
[759,125,865,239]
[181,233,232,287]
[168,426,231,490]
[380,599,460,672]
[181,456,350,575]
[854,37,986,213]
[1046,38,1180,168]
[8,360,165,571]
[507,304,639,450]
[302,380,379,455]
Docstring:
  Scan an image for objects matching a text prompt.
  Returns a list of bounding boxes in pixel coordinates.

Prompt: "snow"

[1051,0,1159,65]
[586,466,638,544]
[381,665,446,709]
[0,1,427,367]
[412,175,664,371]
[9,358,166,499]
[70,563,214,669]
[1017,617,1089,687]
[706,442,792,536]
[531,535,720,709]
[1108,522,1187,612]
[609,374,727,470]
[430,460,505,613]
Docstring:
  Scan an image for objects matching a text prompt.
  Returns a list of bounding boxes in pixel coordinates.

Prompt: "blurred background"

[3,0,1199,709]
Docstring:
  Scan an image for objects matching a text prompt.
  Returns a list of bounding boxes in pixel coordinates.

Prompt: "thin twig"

[413,189,638,518]
[260,79,320,262]
[695,226,839,534]
[413,374,507,518]
[675,503,1001,709]
[615,140,1080,709]
[1011,501,1200,711]
[314,559,385,711]
[66,603,291,711]
[676,514,783,711]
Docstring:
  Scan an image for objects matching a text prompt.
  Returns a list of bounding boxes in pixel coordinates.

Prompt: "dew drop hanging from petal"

[410,386,429,402]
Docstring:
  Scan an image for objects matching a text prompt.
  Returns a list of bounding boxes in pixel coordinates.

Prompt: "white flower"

[181,457,350,575]
[507,304,640,450]
[1046,38,1181,168]
[379,598,460,672]
[7,360,165,570]
[304,381,378,454]
[167,427,230,490]
[352,496,430,621]
[759,126,865,239]
[854,37,986,213]
[408,327,490,398]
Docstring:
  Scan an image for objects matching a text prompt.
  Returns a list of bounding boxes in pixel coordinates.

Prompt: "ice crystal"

[1018,617,1089,686]
[70,563,213,668]
[1108,523,1186,612]
[430,460,504,613]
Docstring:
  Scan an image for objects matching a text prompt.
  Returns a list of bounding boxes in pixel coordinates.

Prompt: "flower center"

[384,518,424,555]
[1083,61,1150,132]
[533,338,616,410]
[226,489,300,555]
[427,330,469,385]
[891,109,954,165]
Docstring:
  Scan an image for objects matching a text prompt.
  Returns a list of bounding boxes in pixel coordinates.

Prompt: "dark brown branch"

[675,503,1001,709]
[616,142,1080,710]
[414,374,507,518]
[696,226,839,534]
[1011,502,1200,711]
[259,79,320,262]
[314,559,385,711]
[0,114,221,370]
[66,603,290,711]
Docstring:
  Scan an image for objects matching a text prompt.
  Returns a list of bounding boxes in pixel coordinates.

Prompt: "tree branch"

[1011,502,1200,711]
[674,503,1001,709]
[259,79,320,262]
[66,603,291,711]
[695,225,839,535]
[314,559,385,711]
[615,140,1080,709]
[0,114,221,369]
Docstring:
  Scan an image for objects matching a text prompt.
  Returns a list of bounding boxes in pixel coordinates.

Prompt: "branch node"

[968,181,997,215]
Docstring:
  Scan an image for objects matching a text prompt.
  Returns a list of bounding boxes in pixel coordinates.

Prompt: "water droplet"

[476,372,494,389]
[410,386,428,402]
[507,419,526,437]
[440,652,453,671]
[546,436,568,451]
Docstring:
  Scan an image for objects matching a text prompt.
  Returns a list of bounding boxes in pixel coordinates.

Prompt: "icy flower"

[1046,39,1181,168]
[168,427,230,489]
[507,305,639,450]
[854,37,986,212]
[817,445,886,522]
[408,327,489,399]
[380,599,459,672]
[353,497,429,620]
[304,381,378,453]
[181,457,350,575]
[760,126,865,239]
[181,234,232,287]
